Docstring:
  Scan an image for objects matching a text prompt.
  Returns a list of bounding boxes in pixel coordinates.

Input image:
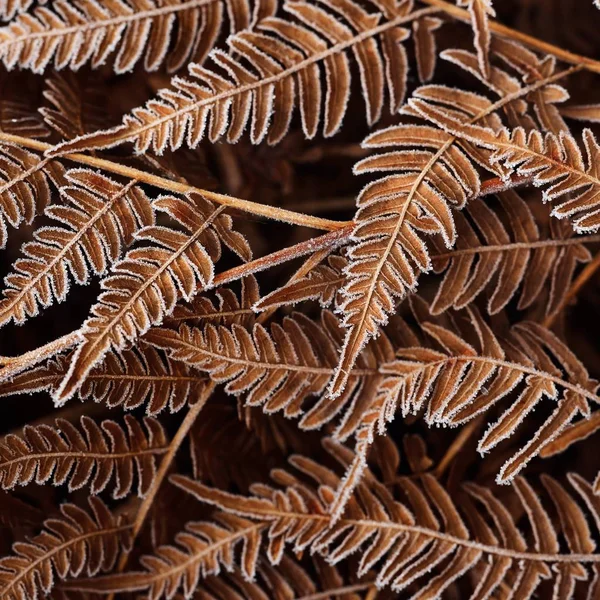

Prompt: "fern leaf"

[53,193,250,404]
[147,445,600,599]
[409,94,600,232]
[254,255,346,311]
[48,0,431,155]
[329,88,493,397]
[429,190,595,315]
[0,144,61,249]
[63,516,264,598]
[376,305,598,483]
[0,0,259,74]
[0,415,167,498]
[145,310,392,428]
[0,497,131,600]
[0,169,154,326]
[167,274,259,327]
[458,0,495,79]
[0,344,206,414]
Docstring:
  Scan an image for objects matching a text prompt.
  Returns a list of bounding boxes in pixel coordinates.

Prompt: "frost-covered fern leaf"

[0,415,167,498]
[0,144,62,248]
[146,310,393,431]
[64,514,264,598]
[429,190,595,315]
[328,84,506,397]
[375,305,599,484]
[0,345,206,414]
[0,169,153,327]
[53,193,251,404]
[0,0,263,74]
[49,0,437,155]
[167,274,259,327]
[458,0,495,79]
[140,446,600,600]
[410,94,600,232]
[439,43,572,134]
[255,255,347,311]
[0,496,131,600]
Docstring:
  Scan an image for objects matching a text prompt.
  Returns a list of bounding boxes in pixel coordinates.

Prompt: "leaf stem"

[108,381,216,598]
[0,131,349,231]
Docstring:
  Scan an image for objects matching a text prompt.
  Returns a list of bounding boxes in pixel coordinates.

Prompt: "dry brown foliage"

[0,0,600,598]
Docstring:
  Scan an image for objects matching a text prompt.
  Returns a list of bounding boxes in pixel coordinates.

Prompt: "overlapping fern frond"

[429,190,595,315]
[62,441,600,600]
[0,344,206,414]
[0,415,167,497]
[53,192,250,403]
[410,94,600,232]
[0,168,154,326]
[0,497,131,600]
[0,0,262,74]
[49,0,440,154]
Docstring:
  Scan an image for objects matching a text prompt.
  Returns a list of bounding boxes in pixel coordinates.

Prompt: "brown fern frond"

[53,193,251,404]
[409,95,600,232]
[0,144,62,248]
[0,0,260,75]
[328,87,496,397]
[64,515,264,598]
[375,305,598,484]
[0,168,154,326]
[134,446,600,599]
[254,255,346,311]
[429,190,596,315]
[0,497,131,600]
[145,310,392,430]
[0,415,167,498]
[0,344,206,414]
[48,0,437,155]
[457,0,495,79]
[167,274,259,327]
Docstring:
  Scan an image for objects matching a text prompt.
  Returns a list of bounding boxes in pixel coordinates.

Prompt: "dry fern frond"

[0,0,261,74]
[0,144,62,248]
[0,344,206,414]
[429,190,595,315]
[65,514,264,598]
[0,414,167,498]
[145,310,392,430]
[64,442,600,600]
[49,0,435,155]
[254,255,346,311]
[329,86,498,397]
[0,168,154,326]
[167,274,259,327]
[53,193,250,404]
[457,0,495,79]
[375,305,598,484]
[409,95,600,232]
[0,496,131,600]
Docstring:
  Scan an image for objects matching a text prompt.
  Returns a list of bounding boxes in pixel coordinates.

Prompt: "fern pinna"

[1,0,600,599]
